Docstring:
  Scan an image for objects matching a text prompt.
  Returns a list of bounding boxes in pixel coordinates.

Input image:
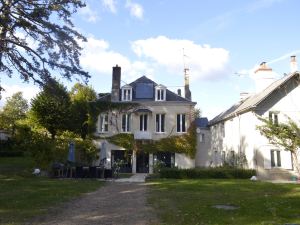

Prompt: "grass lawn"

[148,179,300,225]
[0,157,103,225]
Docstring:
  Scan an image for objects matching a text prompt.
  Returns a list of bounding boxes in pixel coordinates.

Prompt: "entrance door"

[136,151,149,173]
[111,150,132,173]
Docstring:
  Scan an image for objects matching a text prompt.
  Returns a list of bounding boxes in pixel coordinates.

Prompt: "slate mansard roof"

[98,75,195,104]
[209,71,300,125]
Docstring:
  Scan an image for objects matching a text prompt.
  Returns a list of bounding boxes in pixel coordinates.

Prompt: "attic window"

[121,85,132,101]
[155,85,166,101]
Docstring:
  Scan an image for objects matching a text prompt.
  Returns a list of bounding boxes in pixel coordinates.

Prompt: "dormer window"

[121,85,132,101]
[155,85,166,101]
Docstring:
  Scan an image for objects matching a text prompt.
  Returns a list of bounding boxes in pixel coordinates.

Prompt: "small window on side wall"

[199,133,205,142]
[269,111,279,125]
[99,114,108,133]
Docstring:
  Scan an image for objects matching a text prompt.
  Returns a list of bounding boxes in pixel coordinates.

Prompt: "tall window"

[155,85,166,101]
[177,114,186,132]
[121,87,132,101]
[269,111,279,125]
[271,150,281,167]
[140,114,148,131]
[156,114,165,133]
[121,114,131,132]
[199,133,205,142]
[99,114,108,133]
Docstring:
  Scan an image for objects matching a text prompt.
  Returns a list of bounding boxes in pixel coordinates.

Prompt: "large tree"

[0,91,28,134]
[69,83,97,139]
[31,79,71,139]
[0,0,89,91]
[257,117,300,175]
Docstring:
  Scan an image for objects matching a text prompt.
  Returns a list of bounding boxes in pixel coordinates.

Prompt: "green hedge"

[0,151,24,157]
[159,167,256,179]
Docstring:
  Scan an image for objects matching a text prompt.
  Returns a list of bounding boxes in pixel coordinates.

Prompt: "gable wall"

[207,78,300,173]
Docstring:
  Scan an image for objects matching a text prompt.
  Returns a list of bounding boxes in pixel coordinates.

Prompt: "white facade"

[95,68,196,173]
[198,71,300,179]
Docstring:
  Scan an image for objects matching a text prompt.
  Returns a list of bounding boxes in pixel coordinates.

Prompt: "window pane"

[271,150,275,167]
[269,112,272,123]
[277,151,281,167]
[122,114,126,132]
[182,114,186,132]
[144,114,148,131]
[274,114,278,125]
[161,114,165,132]
[177,114,180,132]
[127,114,130,132]
[156,114,159,132]
[140,115,143,131]
[161,90,164,100]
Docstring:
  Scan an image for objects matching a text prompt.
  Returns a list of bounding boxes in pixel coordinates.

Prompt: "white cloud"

[125,0,144,19]
[0,85,40,107]
[79,4,100,23]
[247,0,284,12]
[80,37,131,74]
[102,0,117,13]
[131,36,230,80]
[79,37,153,82]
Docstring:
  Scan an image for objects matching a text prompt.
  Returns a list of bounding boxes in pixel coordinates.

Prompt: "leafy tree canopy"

[0,91,28,134]
[31,79,71,139]
[257,116,300,175]
[69,83,97,139]
[0,0,89,91]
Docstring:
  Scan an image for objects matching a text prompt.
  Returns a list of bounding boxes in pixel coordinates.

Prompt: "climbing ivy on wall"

[108,122,197,158]
[87,99,138,135]
[88,99,197,158]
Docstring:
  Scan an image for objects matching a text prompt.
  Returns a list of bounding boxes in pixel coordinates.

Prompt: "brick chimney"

[253,62,275,92]
[184,68,191,100]
[111,65,121,102]
[290,55,298,73]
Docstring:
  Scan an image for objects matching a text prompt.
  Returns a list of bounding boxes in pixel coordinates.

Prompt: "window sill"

[155,132,166,134]
[121,131,132,134]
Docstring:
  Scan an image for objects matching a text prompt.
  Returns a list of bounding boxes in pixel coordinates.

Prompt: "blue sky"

[1,0,300,119]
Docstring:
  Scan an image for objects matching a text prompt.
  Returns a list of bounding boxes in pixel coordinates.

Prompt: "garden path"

[29,180,158,225]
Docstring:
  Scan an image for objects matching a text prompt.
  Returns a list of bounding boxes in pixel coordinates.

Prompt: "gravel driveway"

[28,182,159,225]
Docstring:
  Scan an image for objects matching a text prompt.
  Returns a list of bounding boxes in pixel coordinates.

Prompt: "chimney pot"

[177,89,181,96]
[290,55,298,73]
[111,65,121,102]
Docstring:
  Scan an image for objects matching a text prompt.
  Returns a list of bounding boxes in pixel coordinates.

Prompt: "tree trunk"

[0,0,11,64]
[292,151,300,176]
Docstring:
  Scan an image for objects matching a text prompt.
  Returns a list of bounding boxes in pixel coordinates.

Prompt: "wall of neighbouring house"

[175,153,195,169]
[195,128,211,167]
[209,76,300,177]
